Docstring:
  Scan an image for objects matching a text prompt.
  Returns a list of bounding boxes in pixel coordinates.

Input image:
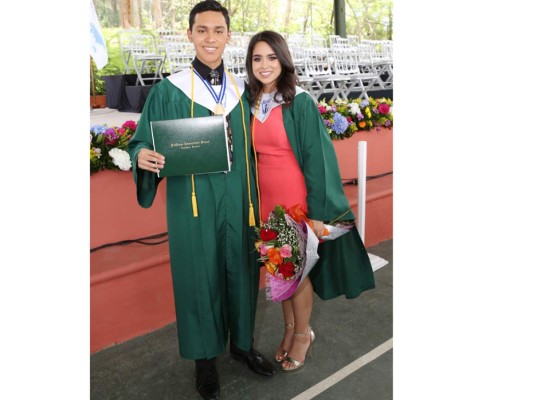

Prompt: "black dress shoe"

[195,359,220,400]
[230,342,276,377]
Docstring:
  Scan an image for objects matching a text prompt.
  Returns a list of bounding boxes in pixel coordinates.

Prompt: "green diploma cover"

[150,116,230,177]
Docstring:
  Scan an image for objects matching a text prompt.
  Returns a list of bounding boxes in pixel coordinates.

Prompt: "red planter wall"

[90,170,167,249]
[332,128,393,181]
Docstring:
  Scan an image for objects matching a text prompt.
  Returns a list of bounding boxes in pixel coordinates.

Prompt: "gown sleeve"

[292,93,354,222]
[127,82,178,208]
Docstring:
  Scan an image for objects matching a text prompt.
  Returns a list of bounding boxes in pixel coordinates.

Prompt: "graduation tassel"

[249,204,256,227]
[189,73,198,217]
[191,175,198,217]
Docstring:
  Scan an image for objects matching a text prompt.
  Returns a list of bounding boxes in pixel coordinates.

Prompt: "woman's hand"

[309,219,325,238]
[137,148,165,173]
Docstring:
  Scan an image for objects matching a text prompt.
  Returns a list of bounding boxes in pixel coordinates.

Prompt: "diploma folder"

[150,116,230,177]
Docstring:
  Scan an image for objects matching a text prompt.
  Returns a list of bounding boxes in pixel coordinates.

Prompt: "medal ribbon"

[193,68,226,109]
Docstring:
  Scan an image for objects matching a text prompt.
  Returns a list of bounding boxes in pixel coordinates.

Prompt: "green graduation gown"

[128,69,259,360]
[281,90,376,300]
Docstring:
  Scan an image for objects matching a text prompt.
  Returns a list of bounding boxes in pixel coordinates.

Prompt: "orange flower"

[358,121,367,128]
[267,248,283,265]
[288,204,309,223]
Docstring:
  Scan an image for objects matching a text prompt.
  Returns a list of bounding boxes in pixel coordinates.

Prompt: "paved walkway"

[90,107,141,128]
[90,239,392,400]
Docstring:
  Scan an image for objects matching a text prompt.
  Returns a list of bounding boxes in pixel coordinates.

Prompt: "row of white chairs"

[117,29,392,99]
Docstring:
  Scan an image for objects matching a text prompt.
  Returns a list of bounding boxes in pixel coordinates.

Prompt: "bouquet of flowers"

[90,120,137,174]
[318,97,393,140]
[255,204,355,302]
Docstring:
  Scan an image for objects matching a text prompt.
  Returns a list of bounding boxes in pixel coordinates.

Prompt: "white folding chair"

[287,33,307,48]
[288,46,315,95]
[347,35,360,47]
[165,42,195,74]
[303,47,351,101]
[358,40,394,89]
[329,35,341,47]
[310,35,327,48]
[130,34,165,86]
[332,47,380,99]
[118,29,141,74]
[223,47,247,79]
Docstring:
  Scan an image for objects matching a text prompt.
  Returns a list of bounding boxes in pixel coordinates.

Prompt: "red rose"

[378,103,390,114]
[346,116,352,123]
[318,106,327,114]
[260,229,278,241]
[278,262,295,279]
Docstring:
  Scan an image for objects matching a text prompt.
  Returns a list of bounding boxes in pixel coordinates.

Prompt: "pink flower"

[122,120,137,131]
[318,106,327,114]
[280,244,292,258]
[378,103,390,114]
[259,244,272,256]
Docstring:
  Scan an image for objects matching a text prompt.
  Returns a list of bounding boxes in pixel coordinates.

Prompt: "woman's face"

[251,41,282,93]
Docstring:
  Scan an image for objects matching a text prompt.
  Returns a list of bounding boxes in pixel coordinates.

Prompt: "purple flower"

[384,120,391,127]
[361,100,369,107]
[104,128,119,145]
[356,113,364,121]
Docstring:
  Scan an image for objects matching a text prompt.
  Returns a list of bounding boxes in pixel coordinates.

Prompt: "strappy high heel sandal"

[274,322,294,363]
[281,327,315,372]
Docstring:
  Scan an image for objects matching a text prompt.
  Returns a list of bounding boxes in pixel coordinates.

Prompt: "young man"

[128,1,275,399]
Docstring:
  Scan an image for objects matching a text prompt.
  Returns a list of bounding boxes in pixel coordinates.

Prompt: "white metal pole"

[357,141,367,244]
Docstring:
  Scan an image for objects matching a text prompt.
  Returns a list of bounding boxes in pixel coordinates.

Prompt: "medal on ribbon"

[194,68,226,115]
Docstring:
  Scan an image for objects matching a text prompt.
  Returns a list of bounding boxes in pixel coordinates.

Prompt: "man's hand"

[137,148,165,173]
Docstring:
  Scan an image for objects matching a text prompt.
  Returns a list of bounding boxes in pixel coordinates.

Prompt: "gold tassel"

[192,191,198,217]
[191,174,198,217]
[249,204,256,227]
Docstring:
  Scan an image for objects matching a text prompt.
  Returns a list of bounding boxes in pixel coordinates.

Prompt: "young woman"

[245,31,376,372]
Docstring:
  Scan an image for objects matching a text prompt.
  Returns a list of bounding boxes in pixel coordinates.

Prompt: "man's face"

[187,11,230,69]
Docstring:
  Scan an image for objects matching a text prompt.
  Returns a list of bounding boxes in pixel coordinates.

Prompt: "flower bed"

[89,96,393,173]
[90,120,137,174]
[318,97,393,140]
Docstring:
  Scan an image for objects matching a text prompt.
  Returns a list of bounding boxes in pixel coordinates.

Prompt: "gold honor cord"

[250,91,263,224]
[189,66,256,226]
[190,67,198,217]
[226,68,255,227]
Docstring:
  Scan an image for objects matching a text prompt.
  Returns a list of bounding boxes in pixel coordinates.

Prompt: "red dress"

[253,106,308,222]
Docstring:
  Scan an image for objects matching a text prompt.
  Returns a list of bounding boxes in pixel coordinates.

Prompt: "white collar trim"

[251,86,306,122]
[167,67,245,115]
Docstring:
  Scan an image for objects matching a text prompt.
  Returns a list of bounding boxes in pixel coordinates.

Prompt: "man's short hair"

[189,0,230,31]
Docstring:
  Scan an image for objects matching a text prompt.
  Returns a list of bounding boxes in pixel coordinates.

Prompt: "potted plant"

[90,59,107,108]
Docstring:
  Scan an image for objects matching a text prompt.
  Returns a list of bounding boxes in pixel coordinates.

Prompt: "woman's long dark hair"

[245,31,297,109]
